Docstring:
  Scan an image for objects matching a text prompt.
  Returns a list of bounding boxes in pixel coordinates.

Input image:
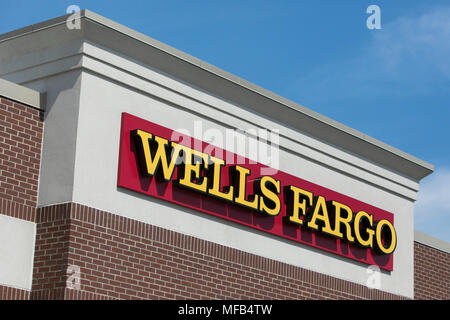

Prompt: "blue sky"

[1,1,449,241]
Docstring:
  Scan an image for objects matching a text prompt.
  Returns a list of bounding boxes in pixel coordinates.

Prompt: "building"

[0,10,448,300]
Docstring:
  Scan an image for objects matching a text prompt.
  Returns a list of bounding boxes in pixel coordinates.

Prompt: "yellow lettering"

[329,201,355,242]
[258,176,281,216]
[375,219,397,254]
[133,130,180,181]
[354,211,375,248]
[232,166,258,210]
[178,147,209,193]
[307,196,333,234]
[207,156,234,201]
[287,186,313,225]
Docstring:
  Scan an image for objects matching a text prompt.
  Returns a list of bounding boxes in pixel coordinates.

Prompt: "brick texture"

[0,96,43,299]
[0,284,31,300]
[0,97,43,209]
[32,202,407,300]
[414,242,449,300]
[31,203,71,299]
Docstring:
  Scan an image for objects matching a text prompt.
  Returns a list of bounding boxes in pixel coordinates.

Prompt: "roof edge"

[0,78,45,111]
[415,230,450,254]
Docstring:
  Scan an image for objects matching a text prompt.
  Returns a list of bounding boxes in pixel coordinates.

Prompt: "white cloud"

[415,168,450,242]
[290,5,450,103]
[372,6,450,78]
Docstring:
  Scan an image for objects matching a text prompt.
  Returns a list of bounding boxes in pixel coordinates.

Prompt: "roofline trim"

[0,78,45,111]
[415,230,450,254]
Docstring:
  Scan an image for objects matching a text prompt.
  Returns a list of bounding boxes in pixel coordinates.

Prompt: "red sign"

[118,113,395,270]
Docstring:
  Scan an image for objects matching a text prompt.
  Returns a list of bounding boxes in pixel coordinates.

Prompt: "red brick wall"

[414,242,449,300]
[0,96,43,299]
[32,202,405,300]
[31,203,71,299]
[0,284,30,300]
[0,97,43,209]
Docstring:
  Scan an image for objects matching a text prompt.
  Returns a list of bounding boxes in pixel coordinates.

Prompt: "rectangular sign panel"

[118,113,395,270]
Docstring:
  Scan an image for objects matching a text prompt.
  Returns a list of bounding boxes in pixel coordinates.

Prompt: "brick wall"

[0,284,30,300]
[32,202,405,300]
[414,242,449,300]
[0,96,43,300]
[0,97,43,209]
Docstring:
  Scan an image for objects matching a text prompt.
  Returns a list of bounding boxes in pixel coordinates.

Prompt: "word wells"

[132,128,396,255]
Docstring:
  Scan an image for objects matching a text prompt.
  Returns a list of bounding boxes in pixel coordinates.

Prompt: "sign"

[118,113,396,270]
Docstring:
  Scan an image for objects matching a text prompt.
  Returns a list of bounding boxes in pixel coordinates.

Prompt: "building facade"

[0,10,448,300]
